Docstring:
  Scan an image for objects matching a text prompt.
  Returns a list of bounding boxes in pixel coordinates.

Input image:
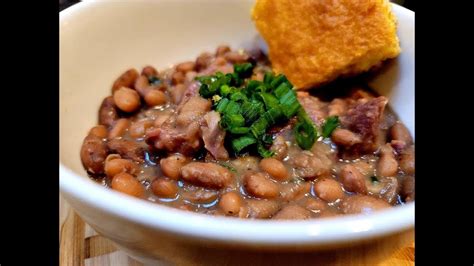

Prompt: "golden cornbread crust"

[252,0,401,89]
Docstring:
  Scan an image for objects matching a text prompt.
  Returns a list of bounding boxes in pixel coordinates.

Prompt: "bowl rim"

[60,1,414,247]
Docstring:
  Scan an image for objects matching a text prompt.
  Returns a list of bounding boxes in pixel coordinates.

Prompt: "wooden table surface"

[60,195,414,266]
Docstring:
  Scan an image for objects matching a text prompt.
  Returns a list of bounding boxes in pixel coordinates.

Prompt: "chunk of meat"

[272,205,312,220]
[298,94,327,126]
[377,143,398,177]
[245,199,281,219]
[176,96,211,126]
[331,128,362,146]
[378,176,400,205]
[339,164,367,194]
[341,195,391,214]
[270,135,288,160]
[98,96,119,128]
[328,98,347,117]
[181,162,233,189]
[289,152,332,180]
[80,134,108,175]
[107,139,145,163]
[341,96,388,153]
[243,172,279,199]
[201,111,229,160]
[145,96,210,155]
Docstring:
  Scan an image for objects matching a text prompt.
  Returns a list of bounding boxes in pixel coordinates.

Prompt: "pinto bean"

[341,195,390,214]
[104,157,139,178]
[195,52,214,71]
[111,172,144,198]
[145,90,167,107]
[280,182,311,201]
[176,61,196,73]
[107,139,145,163]
[80,134,108,175]
[377,143,398,177]
[291,152,332,180]
[180,162,233,189]
[301,197,327,213]
[98,96,119,127]
[259,158,289,181]
[224,51,249,64]
[243,172,279,199]
[113,87,141,113]
[246,199,281,219]
[89,125,108,139]
[129,119,154,138]
[313,178,344,202]
[331,128,362,146]
[219,191,243,216]
[171,71,185,85]
[216,45,231,56]
[181,188,218,204]
[272,205,312,220]
[399,145,415,175]
[389,122,412,145]
[108,118,130,139]
[340,164,367,194]
[134,75,151,97]
[151,178,178,198]
[160,154,188,180]
[141,66,158,77]
[111,69,139,93]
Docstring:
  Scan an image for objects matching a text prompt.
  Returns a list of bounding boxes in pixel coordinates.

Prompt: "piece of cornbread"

[252,0,401,89]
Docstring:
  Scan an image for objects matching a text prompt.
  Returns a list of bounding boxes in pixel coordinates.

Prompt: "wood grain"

[59,195,414,266]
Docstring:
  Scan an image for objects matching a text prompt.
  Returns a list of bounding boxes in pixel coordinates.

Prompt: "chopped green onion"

[262,107,283,125]
[234,63,254,78]
[221,113,245,129]
[241,101,264,123]
[215,98,229,113]
[232,135,257,153]
[250,116,269,138]
[246,80,263,93]
[257,92,280,110]
[261,134,274,145]
[321,116,340,138]
[294,109,317,150]
[279,90,300,118]
[270,74,289,89]
[230,91,248,102]
[224,101,241,115]
[229,127,250,134]
[263,71,274,87]
[198,63,318,156]
[257,143,274,158]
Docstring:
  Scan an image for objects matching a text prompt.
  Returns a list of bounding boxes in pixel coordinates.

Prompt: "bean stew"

[80,46,414,220]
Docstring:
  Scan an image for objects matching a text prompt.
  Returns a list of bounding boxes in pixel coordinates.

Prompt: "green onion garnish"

[321,116,340,138]
[197,61,318,156]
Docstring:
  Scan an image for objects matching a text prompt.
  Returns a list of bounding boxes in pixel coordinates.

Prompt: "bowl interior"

[60,0,414,246]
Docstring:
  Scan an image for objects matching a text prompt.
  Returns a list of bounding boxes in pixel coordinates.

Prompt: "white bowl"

[60,1,414,264]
